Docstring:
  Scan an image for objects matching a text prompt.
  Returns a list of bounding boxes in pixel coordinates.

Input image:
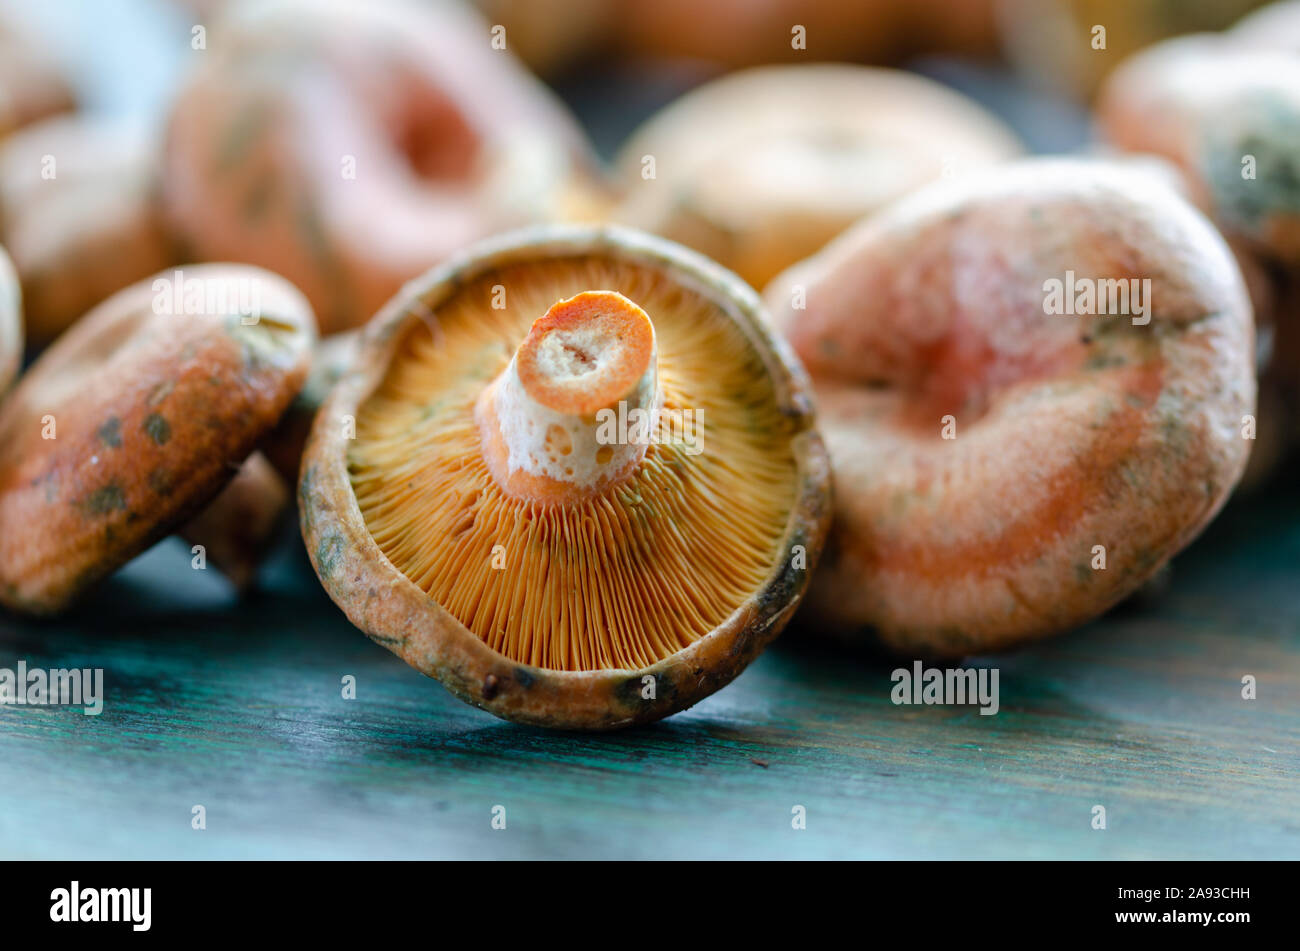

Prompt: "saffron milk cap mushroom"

[764,159,1256,657]
[162,0,607,335]
[616,64,1021,289]
[0,116,178,345]
[1097,35,1300,267]
[0,264,315,614]
[300,225,830,729]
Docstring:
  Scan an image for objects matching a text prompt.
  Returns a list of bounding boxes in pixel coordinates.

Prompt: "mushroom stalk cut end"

[477,290,660,503]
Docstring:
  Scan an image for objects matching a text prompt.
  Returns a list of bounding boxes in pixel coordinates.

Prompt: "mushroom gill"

[347,256,799,671]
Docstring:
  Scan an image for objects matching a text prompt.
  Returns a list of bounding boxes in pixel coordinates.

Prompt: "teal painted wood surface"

[1,484,1296,860]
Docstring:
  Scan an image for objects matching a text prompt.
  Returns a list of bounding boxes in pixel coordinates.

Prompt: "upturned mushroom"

[300,226,830,729]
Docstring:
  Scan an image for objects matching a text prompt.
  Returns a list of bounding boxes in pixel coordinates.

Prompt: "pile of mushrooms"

[0,0,1287,732]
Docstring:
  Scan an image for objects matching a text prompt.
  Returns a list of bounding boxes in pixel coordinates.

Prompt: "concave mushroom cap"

[0,244,19,392]
[616,64,1021,289]
[162,0,605,336]
[300,225,830,730]
[0,263,315,614]
[764,158,1256,657]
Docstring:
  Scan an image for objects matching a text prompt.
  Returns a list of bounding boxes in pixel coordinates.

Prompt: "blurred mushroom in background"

[161,0,610,337]
[1098,38,1300,266]
[616,64,1021,290]
[616,0,913,68]
[0,116,179,346]
[1246,268,1300,487]
[1097,5,1300,487]
[0,12,75,141]
[1231,238,1297,491]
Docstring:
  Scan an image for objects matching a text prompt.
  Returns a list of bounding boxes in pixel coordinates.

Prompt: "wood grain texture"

[0,483,1296,860]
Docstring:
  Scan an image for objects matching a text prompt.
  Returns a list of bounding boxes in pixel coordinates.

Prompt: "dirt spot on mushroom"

[142,413,172,445]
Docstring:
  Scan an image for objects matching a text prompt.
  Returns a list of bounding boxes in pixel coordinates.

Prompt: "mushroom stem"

[476,290,660,503]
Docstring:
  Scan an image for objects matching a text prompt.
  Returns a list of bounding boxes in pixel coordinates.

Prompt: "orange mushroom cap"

[765,159,1255,657]
[0,263,315,613]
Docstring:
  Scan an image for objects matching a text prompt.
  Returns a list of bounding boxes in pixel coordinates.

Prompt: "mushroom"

[616,64,1021,290]
[615,0,911,67]
[1232,238,1298,491]
[300,225,830,729]
[1098,20,1300,486]
[0,116,179,345]
[764,159,1256,657]
[162,0,608,335]
[1097,34,1300,267]
[0,264,315,614]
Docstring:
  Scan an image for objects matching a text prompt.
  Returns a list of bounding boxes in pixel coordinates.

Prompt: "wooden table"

[1,480,1295,860]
